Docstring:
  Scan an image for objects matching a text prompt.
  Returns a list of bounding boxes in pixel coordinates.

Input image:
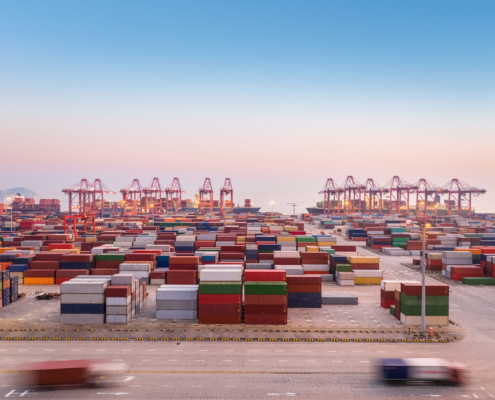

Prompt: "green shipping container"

[390,305,395,315]
[296,237,316,243]
[198,282,242,294]
[244,282,288,295]
[336,264,353,272]
[462,277,495,285]
[400,293,449,306]
[95,253,125,261]
[399,304,449,316]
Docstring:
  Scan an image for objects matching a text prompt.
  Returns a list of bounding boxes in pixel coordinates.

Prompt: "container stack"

[167,256,198,285]
[156,285,199,320]
[446,265,483,281]
[301,251,329,275]
[336,271,355,286]
[119,262,152,284]
[381,280,401,309]
[287,275,321,308]
[442,251,473,276]
[60,279,110,324]
[2,271,10,307]
[198,269,242,324]
[397,282,449,326]
[354,270,383,285]
[106,282,133,324]
[426,253,442,271]
[244,270,288,325]
[349,256,379,270]
[9,276,18,303]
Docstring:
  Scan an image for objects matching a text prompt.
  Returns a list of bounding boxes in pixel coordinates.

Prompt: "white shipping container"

[106,314,132,324]
[106,296,131,306]
[120,263,152,271]
[61,314,105,324]
[111,274,135,286]
[60,281,109,294]
[156,285,199,301]
[199,269,242,282]
[106,305,132,315]
[60,294,105,304]
[400,314,449,326]
[273,251,300,258]
[302,264,329,272]
[354,270,383,278]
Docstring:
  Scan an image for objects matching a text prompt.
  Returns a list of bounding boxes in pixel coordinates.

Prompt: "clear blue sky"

[1,1,494,213]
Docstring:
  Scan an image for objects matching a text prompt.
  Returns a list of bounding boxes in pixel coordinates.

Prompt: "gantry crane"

[384,176,418,214]
[62,179,92,216]
[363,179,389,214]
[219,178,234,214]
[143,178,165,214]
[89,179,115,217]
[165,178,185,213]
[120,179,144,215]
[415,179,444,216]
[199,178,214,213]
[318,179,344,214]
[341,176,366,213]
[442,179,486,216]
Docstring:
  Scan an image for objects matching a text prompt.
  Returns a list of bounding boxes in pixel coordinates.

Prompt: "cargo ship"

[2,194,61,213]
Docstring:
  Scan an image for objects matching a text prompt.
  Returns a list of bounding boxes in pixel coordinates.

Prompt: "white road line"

[306,360,316,362]
[278,360,288,362]
[225,350,233,352]
[250,360,260,362]
[333,361,342,363]
[302,351,311,353]
[141,360,151,361]
[353,351,362,353]
[223,360,232,362]
[148,350,157,352]
[195,360,205,362]
[97,350,106,352]
[169,360,178,362]
[473,394,479,399]
[327,351,337,353]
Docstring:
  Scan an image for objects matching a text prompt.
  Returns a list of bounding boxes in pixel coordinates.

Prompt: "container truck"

[378,358,464,385]
[21,360,126,387]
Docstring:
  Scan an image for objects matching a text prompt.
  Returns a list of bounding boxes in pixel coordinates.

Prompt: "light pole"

[421,222,431,333]
[271,201,274,212]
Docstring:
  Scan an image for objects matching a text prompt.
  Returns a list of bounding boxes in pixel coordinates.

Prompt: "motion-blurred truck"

[378,358,464,385]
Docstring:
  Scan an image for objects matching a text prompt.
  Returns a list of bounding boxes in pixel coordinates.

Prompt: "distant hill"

[0,187,38,199]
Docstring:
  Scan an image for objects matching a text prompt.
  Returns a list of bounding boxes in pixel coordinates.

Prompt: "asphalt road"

[0,221,494,399]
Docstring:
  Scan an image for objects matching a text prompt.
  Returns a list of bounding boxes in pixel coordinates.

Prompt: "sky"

[1,0,494,214]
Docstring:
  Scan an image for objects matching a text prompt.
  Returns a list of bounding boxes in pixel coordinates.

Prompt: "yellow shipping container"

[277,237,296,242]
[354,277,382,285]
[348,256,379,264]
[0,248,15,253]
[317,241,336,246]
[306,246,320,252]
[24,277,55,285]
[236,236,246,242]
[85,237,97,242]
[50,248,80,254]
[454,248,482,255]
[284,226,298,232]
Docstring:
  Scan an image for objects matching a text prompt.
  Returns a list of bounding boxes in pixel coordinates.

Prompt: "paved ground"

[1,221,494,398]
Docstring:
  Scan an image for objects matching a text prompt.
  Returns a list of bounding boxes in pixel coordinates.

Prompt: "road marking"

[278,360,288,362]
[306,360,316,362]
[223,360,232,362]
[301,351,311,353]
[122,350,132,352]
[195,360,205,362]
[250,360,260,362]
[141,360,151,362]
[169,360,178,362]
[353,351,362,353]
[71,350,81,352]
[198,350,208,352]
[473,395,479,399]
[173,350,182,352]
[148,350,157,352]
[97,350,107,352]
[333,361,342,363]
[327,351,336,353]
[225,350,233,352]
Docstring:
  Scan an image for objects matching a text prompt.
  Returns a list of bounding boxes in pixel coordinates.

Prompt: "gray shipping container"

[60,294,105,304]
[156,310,197,320]
[106,296,131,306]
[106,305,132,315]
[156,300,198,310]
[106,315,132,324]
[322,294,358,305]
[156,286,198,301]
[111,274,135,286]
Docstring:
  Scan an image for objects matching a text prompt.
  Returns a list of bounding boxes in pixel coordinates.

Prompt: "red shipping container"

[286,275,321,285]
[400,282,449,296]
[95,261,121,269]
[167,277,196,285]
[198,315,242,324]
[219,245,245,253]
[259,253,274,261]
[198,294,242,304]
[244,295,287,305]
[91,269,118,276]
[245,270,286,282]
[24,269,56,278]
[195,241,215,249]
[125,254,156,264]
[198,304,241,315]
[244,304,287,314]
[106,286,131,297]
[394,298,401,320]
[167,270,197,279]
[168,264,198,271]
[60,254,94,263]
[243,314,287,325]
[380,289,395,300]
[80,243,93,252]
[381,298,395,309]
[169,256,199,265]
[150,271,166,279]
[48,243,74,250]
[350,263,380,270]
[134,250,162,255]
[56,269,89,278]
[273,258,300,266]
[35,252,66,261]
[29,261,60,270]
[55,278,73,284]
[287,284,321,293]
[220,252,244,261]
[332,245,356,252]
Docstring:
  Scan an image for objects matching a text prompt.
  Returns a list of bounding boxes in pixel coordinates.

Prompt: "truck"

[378,358,465,385]
[21,360,127,387]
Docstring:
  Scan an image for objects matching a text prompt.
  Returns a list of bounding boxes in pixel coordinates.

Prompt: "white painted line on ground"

[141,360,151,361]
[353,351,362,353]
[327,351,337,353]
[473,394,479,399]
[198,350,208,352]
[332,361,342,363]
[97,350,106,352]
[302,351,311,353]
[250,360,260,362]
[306,360,316,362]
[173,350,182,352]
[169,360,178,362]
[195,360,205,362]
[223,360,232,362]
[148,350,157,352]
[278,360,288,362]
